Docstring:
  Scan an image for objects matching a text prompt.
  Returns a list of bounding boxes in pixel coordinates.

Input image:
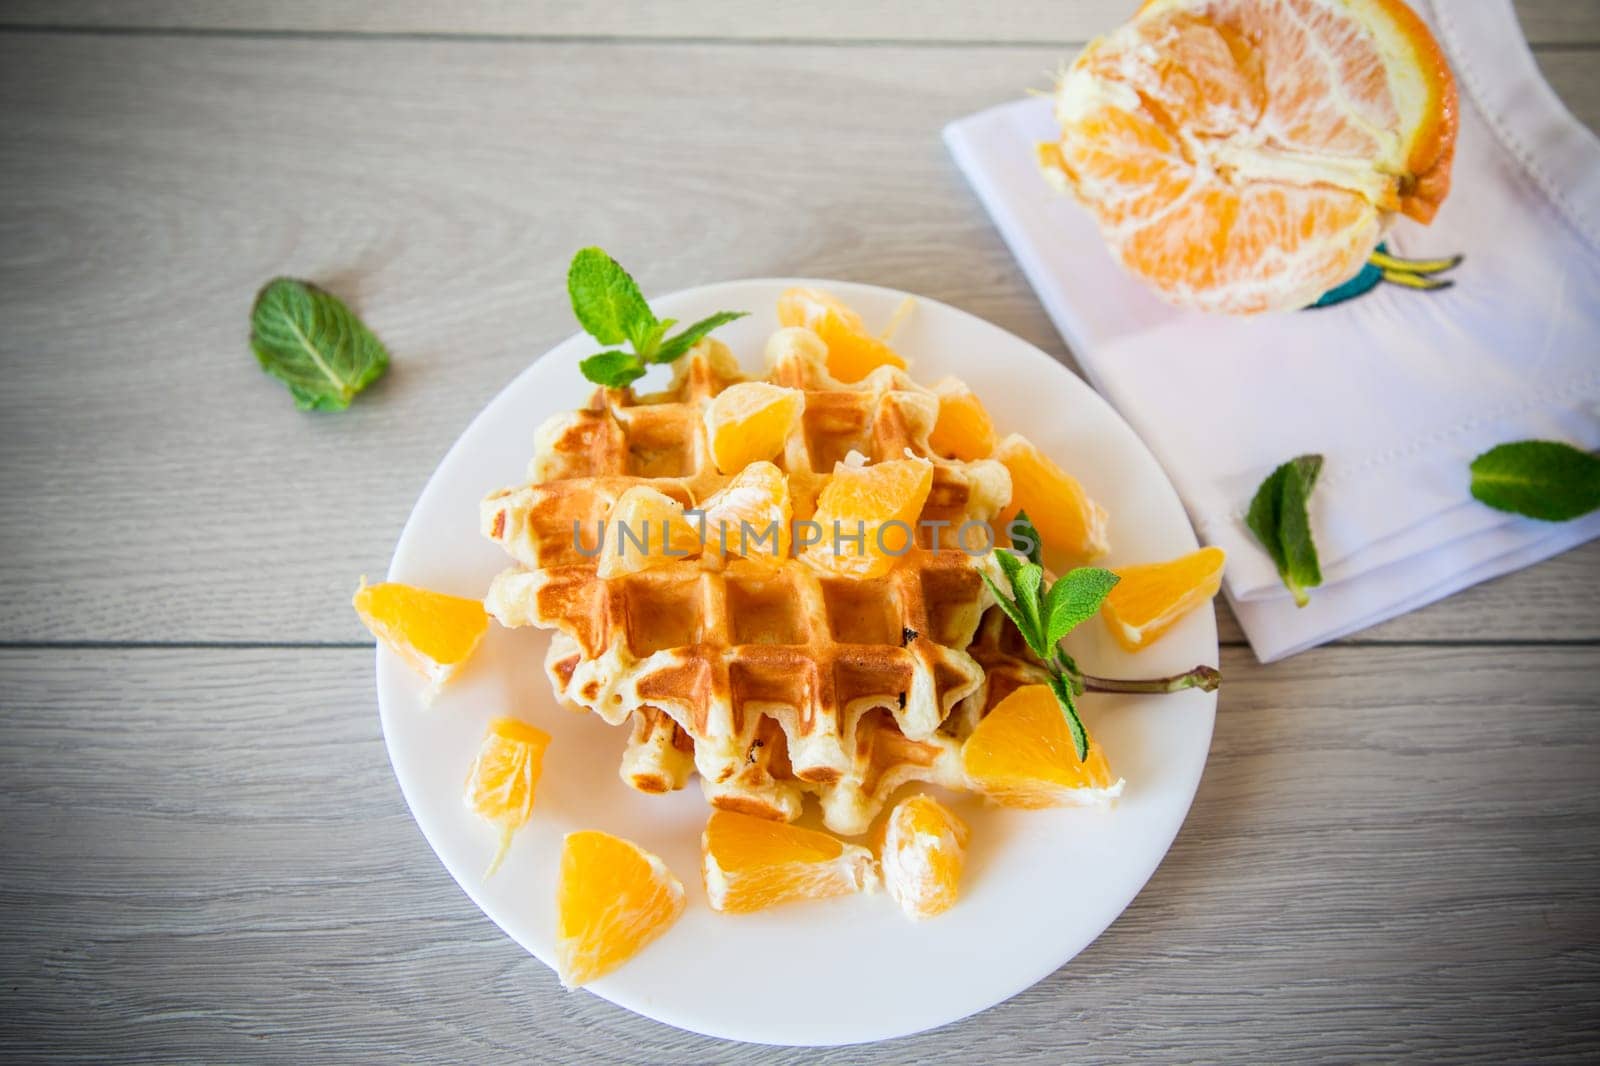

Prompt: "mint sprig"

[984,551,1120,760]
[1470,440,1600,522]
[568,248,747,388]
[1246,454,1323,607]
[985,525,1222,760]
[250,278,390,411]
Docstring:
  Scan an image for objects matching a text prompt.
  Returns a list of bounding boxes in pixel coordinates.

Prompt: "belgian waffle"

[613,607,1047,835]
[483,326,1013,834]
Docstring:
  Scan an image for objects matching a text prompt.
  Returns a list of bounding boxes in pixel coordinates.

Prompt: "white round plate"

[378,279,1218,1046]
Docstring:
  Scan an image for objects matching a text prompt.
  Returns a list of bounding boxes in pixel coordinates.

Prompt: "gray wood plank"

[0,33,1595,646]
[2,644,1596,1062]
[0,0,1593,46]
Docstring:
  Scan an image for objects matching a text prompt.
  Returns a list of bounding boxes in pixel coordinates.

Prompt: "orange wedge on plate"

[597,485,703,579]
[1041,0,1457,313]
[962,684,1124,809]
[777,287,908,383]
[556,830,685,988]
[698,460,793,560]
[704,381,805,474]
[877,794,970,920]
[463,716,551,876]
[1102,545,1226,651]
[800,457,934,580]
[353,579,488,693]
[992,435,1109,566]
[928,378,997,461]
[701,809,878,913]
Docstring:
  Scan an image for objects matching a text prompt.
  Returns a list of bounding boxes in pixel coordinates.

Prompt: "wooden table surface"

[2,3,1597,1062]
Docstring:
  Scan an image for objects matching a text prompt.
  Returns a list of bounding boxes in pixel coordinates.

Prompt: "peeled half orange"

[1042,0,1457,313]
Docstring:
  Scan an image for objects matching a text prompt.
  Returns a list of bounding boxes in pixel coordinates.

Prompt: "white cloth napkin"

[944,0,1600,662]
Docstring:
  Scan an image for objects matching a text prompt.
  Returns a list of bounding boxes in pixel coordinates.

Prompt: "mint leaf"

[250,278,389,411]
[1009,511,1044,566]
[1246,454,1323,608]
[654,311,749,364]
[1470,440,1600,522]
[579,351,647,389]
[1011,562,1048,657]
[994,546,1024,582]
[981,572,1035,649]
[1043,567,1121,646]
[1047,671,1090,761]
[568,247,656,349]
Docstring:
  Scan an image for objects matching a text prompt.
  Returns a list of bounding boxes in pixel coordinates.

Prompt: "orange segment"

[704,381,805,474]
[463,716,551,876]
[352,580,489,692]
[556,830,685,988]
[928,378,997,461]
[962,684,1124,809]
[800,457,934,580]
[698,461,793,561]
[878,795,970,921]
[777,287,908,383]
[1043,0,1457,313]
[701,809,877,913]
[992,434,1109,566]
[597,485,703,579]
[1103,546,1226,652]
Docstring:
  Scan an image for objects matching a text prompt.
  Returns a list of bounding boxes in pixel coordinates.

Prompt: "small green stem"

[1077,665,1221,695]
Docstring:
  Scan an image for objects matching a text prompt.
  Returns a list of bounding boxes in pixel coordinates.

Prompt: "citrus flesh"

[928,378,998,462]
[878,794,970,920]
[597,485,703,579]
[353,580,489,690]
[962,684,1124,809]
[800,457,934,579]
[698,460,793,561]
[992,434,1110,566]
[556,830,686,988]
[705,381,805,474]
[1043,0,1458,313]
[1103,545,1227,651]
[777,287,908,382]
[463,716,551,876]
[701,809,878,913]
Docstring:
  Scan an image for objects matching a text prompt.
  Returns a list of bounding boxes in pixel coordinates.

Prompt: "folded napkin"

[945,0,1600,662]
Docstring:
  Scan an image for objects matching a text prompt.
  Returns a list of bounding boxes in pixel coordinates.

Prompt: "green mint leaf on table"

[1043,567,1120,647]
[1246,454,1324,608]
[568,247,656,348]
[1010,511,1044,566]
[1047,671,1090,762]
[1469,440,1600,522]
[250,278,389,411]
[567,248,747,387]
[579,351,648,389]
[653,311,750,364]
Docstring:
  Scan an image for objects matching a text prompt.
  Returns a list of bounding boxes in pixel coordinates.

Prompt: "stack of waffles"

[483,326,1047,835]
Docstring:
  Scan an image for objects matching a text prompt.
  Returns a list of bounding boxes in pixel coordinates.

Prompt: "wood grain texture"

[0,33,1595,646]
[0,0,1593,46]
[1,644,1596,1062]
